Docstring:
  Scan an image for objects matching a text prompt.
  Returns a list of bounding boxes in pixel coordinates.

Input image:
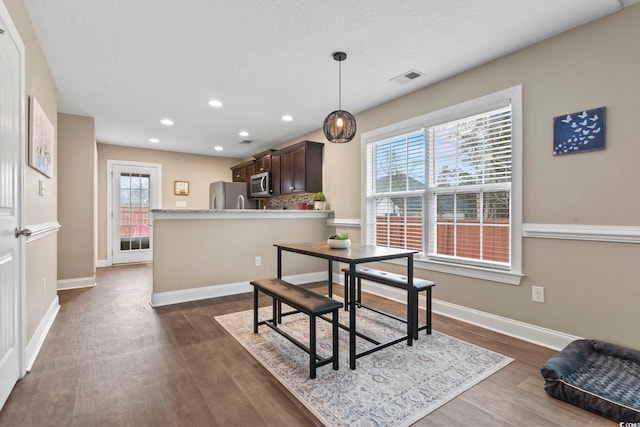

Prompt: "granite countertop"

[151,209,334,219]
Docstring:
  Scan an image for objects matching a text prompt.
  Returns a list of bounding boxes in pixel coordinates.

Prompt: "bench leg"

[411,290,420,340]
[332,308,339,371]
[273,299,279,328]
[426,287,432,335]
[310,315,317,379]
[253,287,259,333]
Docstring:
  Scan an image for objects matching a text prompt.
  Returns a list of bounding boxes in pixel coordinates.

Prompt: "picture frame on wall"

[28,96,55,178]
[174,180,189,195]
[553,106,606,155]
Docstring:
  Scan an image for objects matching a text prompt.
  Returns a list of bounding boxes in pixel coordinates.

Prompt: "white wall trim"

[57,276,96,291]
[432,300,582,351]
[96,259,108,268]
[327,218,361,228]
[523,223,640,243]
[24,221,61,243]
[25,296,59,371]
[333,273,581,351]
[150,271,327,307]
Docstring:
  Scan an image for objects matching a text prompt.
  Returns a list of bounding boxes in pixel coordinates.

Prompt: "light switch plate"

[39,180,45,196]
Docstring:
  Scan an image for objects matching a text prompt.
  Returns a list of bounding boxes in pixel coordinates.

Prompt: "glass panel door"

[111,163,159,264]
[119,173,150,251]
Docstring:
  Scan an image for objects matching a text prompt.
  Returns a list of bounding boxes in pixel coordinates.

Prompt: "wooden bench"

[250,278,343,379]
[342,267,435,340]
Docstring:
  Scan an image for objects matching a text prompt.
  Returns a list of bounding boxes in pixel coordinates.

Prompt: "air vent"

[240,140,253,144]
[390,69,423,85]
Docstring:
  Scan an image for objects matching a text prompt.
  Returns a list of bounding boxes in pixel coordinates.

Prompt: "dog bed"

[541,339,640,423]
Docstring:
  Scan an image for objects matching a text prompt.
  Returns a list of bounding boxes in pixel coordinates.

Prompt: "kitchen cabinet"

[230,160,255,183]
[271,153,281,196]
[279,141,323,195]
[254,150,274,173]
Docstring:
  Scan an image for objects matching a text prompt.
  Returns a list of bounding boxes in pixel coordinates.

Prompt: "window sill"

[383,256,523,285]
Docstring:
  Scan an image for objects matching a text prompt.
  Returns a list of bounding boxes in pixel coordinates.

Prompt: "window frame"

[360,86,523,285]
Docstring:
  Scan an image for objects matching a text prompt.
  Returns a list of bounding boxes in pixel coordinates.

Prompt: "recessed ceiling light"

[214,146,223,151]
[149,138,160,143]
[282,115,293,122]
[209,99,223,108]
[239,131,249,137]
[160,118,174,126]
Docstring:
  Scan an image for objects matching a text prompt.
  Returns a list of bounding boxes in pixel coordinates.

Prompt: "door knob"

[15,227,32,238]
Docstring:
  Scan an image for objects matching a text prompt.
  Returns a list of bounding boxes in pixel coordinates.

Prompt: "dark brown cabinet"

[279,141,323,195]
[254,150,274,173]
[230,160,255,183]
[271,153,281,196]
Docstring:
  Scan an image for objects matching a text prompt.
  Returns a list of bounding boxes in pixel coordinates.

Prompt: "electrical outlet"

[255,256,261,267]
[532,285,545,303]
[42,278,46,294]
[39,180,45,196]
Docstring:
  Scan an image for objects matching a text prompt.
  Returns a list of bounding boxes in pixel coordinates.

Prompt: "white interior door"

[0,7,24,410]
[111,163,160,264]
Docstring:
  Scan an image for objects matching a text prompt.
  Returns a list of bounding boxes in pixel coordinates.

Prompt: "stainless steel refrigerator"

[209,181,255,209]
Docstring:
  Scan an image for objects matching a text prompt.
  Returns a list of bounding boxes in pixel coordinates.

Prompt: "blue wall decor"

[553,107,606,155]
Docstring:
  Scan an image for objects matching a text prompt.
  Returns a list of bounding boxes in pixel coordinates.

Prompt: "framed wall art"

[28,96,55,177]
[553,107,606,156]
[174,180,189,195]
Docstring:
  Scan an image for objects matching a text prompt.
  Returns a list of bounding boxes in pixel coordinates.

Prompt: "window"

[362,86,522,284]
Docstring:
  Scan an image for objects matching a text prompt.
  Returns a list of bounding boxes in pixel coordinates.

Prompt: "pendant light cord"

[338,59,342,111]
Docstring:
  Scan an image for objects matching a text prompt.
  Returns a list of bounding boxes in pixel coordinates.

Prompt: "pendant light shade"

[323,52,356,143]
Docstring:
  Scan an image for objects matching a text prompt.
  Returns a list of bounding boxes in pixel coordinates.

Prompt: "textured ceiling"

[24,0,635,158]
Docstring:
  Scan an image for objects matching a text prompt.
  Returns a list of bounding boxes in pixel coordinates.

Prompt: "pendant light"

[323,51,356,143]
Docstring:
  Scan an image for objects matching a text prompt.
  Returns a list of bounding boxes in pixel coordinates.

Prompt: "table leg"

[407,255,414,346]
[327,259,333,298]
[277,248,282,279]
[349,262,357,369]
[277,247,282,323]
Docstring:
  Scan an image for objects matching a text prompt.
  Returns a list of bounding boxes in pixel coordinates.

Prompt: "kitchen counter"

[150,208,335,307]
[152,209,333,220]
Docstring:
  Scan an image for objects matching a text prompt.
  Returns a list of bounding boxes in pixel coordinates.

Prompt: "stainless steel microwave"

[250,171,272,197]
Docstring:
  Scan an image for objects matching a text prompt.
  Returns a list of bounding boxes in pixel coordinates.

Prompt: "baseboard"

[26,296,60,371]
[96,259,108,268]
[150,271,327,307]
[57,275,96,291]
[431,299,582,351]
[335,273,581,351]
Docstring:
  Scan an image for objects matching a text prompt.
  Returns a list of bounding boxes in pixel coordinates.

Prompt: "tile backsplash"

[260,194,323,210]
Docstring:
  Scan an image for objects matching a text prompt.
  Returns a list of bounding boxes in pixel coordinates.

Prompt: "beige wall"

[276,5,640,348]
[5,0,59,342]
[57,113,96,280]
[96,143,241,260]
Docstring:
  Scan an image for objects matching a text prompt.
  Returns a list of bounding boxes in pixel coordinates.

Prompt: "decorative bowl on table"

[327,234,351,249]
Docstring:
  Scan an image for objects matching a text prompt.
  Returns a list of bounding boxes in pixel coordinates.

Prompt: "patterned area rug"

[215,302,513,427]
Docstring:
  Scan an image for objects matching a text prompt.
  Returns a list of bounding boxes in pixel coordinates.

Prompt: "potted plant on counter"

[327,233,350,248]
[312,192,327,210]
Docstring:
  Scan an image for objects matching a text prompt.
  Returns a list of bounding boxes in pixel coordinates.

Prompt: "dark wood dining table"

[274,241,417,370]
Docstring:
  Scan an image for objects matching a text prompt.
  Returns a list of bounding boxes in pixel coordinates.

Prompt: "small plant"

[328,232,349,240]
[312,192,326,202]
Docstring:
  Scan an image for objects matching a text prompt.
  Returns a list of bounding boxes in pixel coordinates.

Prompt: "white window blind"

[427,106,512,266]
[366,131,425,252]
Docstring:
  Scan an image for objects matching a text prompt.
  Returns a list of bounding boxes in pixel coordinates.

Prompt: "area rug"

[215,302,513,427]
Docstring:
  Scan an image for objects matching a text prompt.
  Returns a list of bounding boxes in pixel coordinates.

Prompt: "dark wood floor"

[0,264,613,426]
